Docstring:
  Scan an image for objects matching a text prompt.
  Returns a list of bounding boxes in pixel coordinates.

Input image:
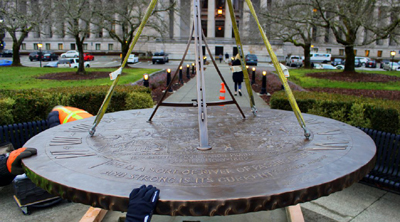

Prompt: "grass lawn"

[0,67,160,90]
[288,69,400,91]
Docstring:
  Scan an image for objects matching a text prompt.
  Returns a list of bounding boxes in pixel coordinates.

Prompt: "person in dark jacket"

[231,54,244,96]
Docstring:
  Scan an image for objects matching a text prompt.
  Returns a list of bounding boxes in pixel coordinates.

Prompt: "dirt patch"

[306,71,400,83]
[37,71,111,80]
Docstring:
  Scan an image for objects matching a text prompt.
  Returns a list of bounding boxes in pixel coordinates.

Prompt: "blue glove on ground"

[126,185,160,222]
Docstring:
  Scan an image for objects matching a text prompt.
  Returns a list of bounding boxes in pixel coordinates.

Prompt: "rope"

[244,0,310,139]
[90,0,159,136]
[226,0,257,116]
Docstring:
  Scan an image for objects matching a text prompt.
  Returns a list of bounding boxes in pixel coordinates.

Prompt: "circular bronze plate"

[23,107,376,216]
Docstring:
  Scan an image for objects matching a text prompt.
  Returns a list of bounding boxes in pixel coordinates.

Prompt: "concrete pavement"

[1,62,399,222]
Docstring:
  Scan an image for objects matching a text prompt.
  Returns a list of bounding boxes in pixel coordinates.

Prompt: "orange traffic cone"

[219,82,226,106]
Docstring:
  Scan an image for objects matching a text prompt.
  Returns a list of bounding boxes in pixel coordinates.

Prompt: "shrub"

[0,98,15,125]
[270,91,400,134]
[0,85,153,125]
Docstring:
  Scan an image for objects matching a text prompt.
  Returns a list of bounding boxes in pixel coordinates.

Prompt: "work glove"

[7,148,37,175]
[126,185,160,222]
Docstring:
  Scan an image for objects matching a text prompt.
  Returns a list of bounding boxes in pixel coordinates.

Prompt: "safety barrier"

[358,127,400,194]
[0,120,48,149]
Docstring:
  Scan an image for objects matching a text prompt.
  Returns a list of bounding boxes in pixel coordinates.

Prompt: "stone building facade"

[2,0,399,61]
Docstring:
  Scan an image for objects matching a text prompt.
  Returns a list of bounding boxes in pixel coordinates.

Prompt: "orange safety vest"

[53,106,93,124]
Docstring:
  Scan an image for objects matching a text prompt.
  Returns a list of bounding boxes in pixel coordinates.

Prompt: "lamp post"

[179,66,183,85]
[38,43,43,68]
[390,51,396,71]
[143,74,149,87]
[251,67,256,85]
[260,71,267,94]
[186,64,190,79]
[166,69,172,92]
[191,63,195,75]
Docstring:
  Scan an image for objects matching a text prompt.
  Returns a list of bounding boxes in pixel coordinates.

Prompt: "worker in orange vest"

[47,105,93,128]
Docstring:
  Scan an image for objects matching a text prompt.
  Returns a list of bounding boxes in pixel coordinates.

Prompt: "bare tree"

[0,0,51,66]
[54,0,93,75]
[310,0,400,72]
[93,0,175,61]
[260,0,321,68]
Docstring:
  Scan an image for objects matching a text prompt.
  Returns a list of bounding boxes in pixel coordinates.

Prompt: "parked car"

[60,50,79,58]
[365,59,377,68]
[1,49,13,57]
[380,59,390,69]
[83,53,94,61]
[336,65,345,70]
[44,61,59,68]
[314,64,337,70]
[127,54,139,64]
[285,55,302,67]
[355,57,370,66]
[57,58,90,68]
[0,59,12,66]
[331,58,344,66]
[383,62,400,71]
[29,51,44,61]
[42,51,58,61]
[245,54,258,66]
[152,52,169,64]
[354,58,362,67]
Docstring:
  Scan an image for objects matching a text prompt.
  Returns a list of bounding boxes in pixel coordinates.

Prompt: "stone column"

[224,0,232,38]
[242,1,250,38]
[207,0,215,38]
[173,0,181,39]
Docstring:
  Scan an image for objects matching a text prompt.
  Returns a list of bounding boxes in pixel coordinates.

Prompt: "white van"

[310,53,331,63]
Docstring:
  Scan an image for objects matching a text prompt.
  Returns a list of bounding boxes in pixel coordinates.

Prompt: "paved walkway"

[1,62,399,222]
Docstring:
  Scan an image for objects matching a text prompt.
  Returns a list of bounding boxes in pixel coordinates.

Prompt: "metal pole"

[179,66,183,85]
[186,64,190,79]
[166,69,172,92]
[260,72,267,94]
[193,0,211,150]
[251,67,256,85]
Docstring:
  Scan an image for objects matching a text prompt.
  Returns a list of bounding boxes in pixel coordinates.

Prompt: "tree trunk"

[344,46,355,72]
[121,42,129,64]
[11,42,22,66]
[75,35,86,75]
[303,44,311,68]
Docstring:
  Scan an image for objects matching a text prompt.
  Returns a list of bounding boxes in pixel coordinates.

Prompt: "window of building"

[111,23,116,33]
[108,44,114,51]
[95,43,101,50]
[58,43,63,50]
[365,50,370,57]
[216,0,225,9]
[354,50,357,56]
[339,49,344,56]
[98,31,103,38]
[215,20,225,38]
[33,43,38,50]
[377,50,382,57]
[71,43,76,50]
[312,48,318,53]
[21,43,26,50]
[83,44,88,50]
[326,48,331,54]
[46,43,51,50]
[200,0,208,9]
[376,39,383,45]
[201,20,208,37]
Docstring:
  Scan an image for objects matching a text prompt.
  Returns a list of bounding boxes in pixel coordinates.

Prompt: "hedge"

[270,91,400,134]
[0,85,153,125]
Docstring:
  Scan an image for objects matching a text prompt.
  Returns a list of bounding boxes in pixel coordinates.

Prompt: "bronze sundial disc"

[23,107,376,216]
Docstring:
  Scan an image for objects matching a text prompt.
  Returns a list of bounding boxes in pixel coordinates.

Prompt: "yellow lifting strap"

[226,0,257,116]
[244,0,310,139]
[89,0,159,136]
